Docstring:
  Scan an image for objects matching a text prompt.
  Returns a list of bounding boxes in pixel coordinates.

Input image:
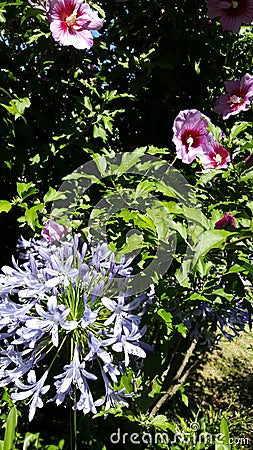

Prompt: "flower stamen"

[229,94,242,104]
[66,10,78,27]
[214,154,222,164]
[186,135,194,147]
[231,1,239,8]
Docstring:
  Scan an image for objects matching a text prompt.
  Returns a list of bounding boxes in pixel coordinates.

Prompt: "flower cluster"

[207,0,253,34]
[175,299,249,347]
[172,109,230,167]
[29,0,103,49]
[0,228,153,421]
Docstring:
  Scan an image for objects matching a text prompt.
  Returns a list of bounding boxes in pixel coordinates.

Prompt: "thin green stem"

[70,337,78,450]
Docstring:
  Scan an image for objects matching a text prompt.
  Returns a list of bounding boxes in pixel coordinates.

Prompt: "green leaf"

[43,187,66,204]
[151,415,174,431]
[183,206,209,229]
[147,146,168,155]
[17,182,37,199]
[240,169,253,182]
[192,230,233,267]
[93,123,107,142]
[206,122,223,141]
[157,309,173,328]
[1,97,31,120]
[134,180,155,200]
[112,148,146,175]
[0,7,6,23]
[215,417,230,450]
[94,155,107,176]
[229,121,250,141]
[0,200,12,214]
[3,406,17,450]
[25,205,44,230]
[22,432,41,450]
[21,7,45,24]
[118,233,145,256]
[176,323,188,337]
[196,170,223,186]
[83,96,92,111]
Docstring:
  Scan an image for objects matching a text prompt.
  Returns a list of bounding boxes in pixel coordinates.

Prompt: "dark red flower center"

[182,130,201,151]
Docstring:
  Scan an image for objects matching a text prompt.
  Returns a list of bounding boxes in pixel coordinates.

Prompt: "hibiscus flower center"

[186,135,194,147]
[66,10,78,27]
[231,1,239,8]
[229,94,242,104]
[214,154,222,164]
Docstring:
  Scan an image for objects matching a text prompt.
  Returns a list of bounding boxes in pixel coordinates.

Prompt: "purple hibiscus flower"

[48,0,103,50]
[172,109,211,164]
[214,73,253,119]
[41,219,69,243]
[198,141,231,168]
[207,0,253,34]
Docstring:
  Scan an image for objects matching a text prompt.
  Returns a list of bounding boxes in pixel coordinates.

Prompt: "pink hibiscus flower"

[172,109,211,164]
[48,0,103,49]
[215,213,236,229]
[213,73,253,119]
[198,141,231,168]
[207,0,253,34]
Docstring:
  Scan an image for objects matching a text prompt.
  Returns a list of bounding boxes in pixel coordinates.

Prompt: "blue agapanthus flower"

[0,229,153,420]
[176,299,250,347]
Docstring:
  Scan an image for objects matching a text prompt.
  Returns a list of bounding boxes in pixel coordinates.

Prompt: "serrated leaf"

[25,205,44,230]
[17,182,37,199]
[43,187,66,204]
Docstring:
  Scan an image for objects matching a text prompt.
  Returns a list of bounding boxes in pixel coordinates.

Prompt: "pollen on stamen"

[231,1,239,8]
[66,11,78,27]
[229,94,242,104]
[214,154,222,164]
[186,136,194,147]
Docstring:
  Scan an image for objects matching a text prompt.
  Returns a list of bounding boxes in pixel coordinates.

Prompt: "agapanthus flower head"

[214,73,253,119]
[215,212,236,229]
[0,232,153,420]
[173,298,249,347]
[172,109,212,164]
[207,0,253,34]
[48,0,103,49]
[198,141,231,168]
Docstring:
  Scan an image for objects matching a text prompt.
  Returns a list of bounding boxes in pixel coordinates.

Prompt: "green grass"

[187,328,253,448]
